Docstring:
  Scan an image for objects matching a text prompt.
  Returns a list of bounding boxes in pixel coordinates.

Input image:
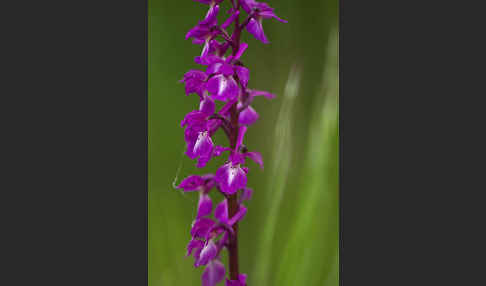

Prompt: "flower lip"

[215,161,247,195]
[202,259,225,286]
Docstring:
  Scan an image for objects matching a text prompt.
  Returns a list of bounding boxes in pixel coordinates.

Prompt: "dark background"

[4,0,479,286]
[149,0,338,285]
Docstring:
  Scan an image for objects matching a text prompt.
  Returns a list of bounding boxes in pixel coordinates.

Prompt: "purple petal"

[193,38,206,45]
[222,10,240,29]
[235,66,249,88]
[196,240,218,266]
[239,105,259,125]
[181,70,207,96]
[181,110,207,128]
[178,175,205,191]
[193,247,203,267]
[207,62,234,76]
[249,89,276,99]
[240,187,253,202]
[202,174,216,190]
[197,53,223,66]
[194,131,213,153]
[202,260,226,286]
[197,193,213,219]
[200,5,220,26]
[207,74,239,101]
[196,155,212,168]
[217,231,229,249]
[228,204,247,226]
[239,0,254,13]
[219,98,238,116]
[239,274,247,285]
[201,39,211,58]
[220,63,234,76]
[246,17,269,44]
[236,125,247,150]
[213,145,232,157]
[185,138,198,159]
[260,10,288,23]
[226,273,247,286]
[229,152,245,165]
[186,25,211,41]
[193,131,214,166]
[187,239,204,257]
[191,218,215,239]
[234,42,248,61]
[215,163,247,195]
[207,118,223,134]
[214,199,228,224]
[200,96,215,116]
[207,62,223,75]
[244,151,264,169]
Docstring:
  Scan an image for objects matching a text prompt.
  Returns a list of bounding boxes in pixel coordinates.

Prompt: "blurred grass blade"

[251,66,301,286]
[274,27,339,286]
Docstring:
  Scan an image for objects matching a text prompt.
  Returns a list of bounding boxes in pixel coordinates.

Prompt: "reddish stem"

[227,2,241,280]
[228,97,240,281]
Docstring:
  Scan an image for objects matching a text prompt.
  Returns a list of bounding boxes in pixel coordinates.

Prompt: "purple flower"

[191,217,215,239]
[202,259,226,286]
[200,95,216,115]
[178,174,216,191]
[200,3,220,26]
[186,239,205,266]
[226,274,247,286]
[214,199,247,226]
[215,125,264,194]
[193,131,215,168]
[181,111,213,167]
[215,125,247,194]
[196,239,218,267]
[181,97,225,167]
[195,40,231,64]
[240,0,287,44]
[205,43,249,101]
[187,239,204,257]
[238,104,258,125]
[215,161,248,195]
[180,70,207,98]
[197,192,213,218]
[243,151,263,168]
[206,66,240,102]
[178,175,206,191]
[236,88,276,126]
[235,65,249,88]
[186,5,221,58]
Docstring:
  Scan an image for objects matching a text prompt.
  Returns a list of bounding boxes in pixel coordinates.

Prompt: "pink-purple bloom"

[226,274,247,286]
[177,1,286,285]
[241,0,288,44]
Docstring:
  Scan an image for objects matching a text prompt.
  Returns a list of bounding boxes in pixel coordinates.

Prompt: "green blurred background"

[149,0,338,285]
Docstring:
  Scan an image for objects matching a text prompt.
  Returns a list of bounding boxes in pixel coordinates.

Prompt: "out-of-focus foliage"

[149,0,338,285]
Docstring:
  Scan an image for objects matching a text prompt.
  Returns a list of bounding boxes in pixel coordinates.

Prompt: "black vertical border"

[2,0,149,284]
[144,0,149,284]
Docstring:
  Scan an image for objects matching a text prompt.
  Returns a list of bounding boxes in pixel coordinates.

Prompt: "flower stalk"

[176,1,287,285]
